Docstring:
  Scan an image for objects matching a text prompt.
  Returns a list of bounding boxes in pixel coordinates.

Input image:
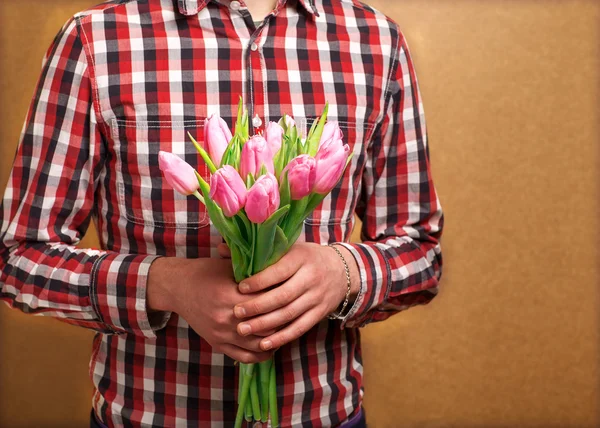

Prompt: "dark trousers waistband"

[340,408,366,428]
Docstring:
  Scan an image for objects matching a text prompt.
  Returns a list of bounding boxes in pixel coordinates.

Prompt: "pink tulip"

[314,133,350,194]
[281,154,317,200]
[318,121,343,150]
[158,151,200,196]
[278,115,296,130]
[209,165,247,217]
[264,121,284,156]
[245,174,280,223]
[240,135,275,179]
[204,114,232,166]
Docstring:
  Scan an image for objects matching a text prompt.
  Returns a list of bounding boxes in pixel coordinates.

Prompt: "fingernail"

[239,282,250,293]
[234,306,246,318]
[262,340,272,350]
[239,323,251,335]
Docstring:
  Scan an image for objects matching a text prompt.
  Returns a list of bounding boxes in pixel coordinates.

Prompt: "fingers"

[236,294,312,336]
[238,253,301,294]
[257,309,320,351]
[217,343,273,364]
[217,243,231,258]
[234,281,302,319]
[254,328,277,337]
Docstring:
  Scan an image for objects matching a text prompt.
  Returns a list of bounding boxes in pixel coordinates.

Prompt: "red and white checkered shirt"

[0,0,443,426]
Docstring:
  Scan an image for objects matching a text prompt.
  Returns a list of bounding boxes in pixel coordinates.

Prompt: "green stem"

[192,190,205,205]
[269,361,279,428]
[234,363,255,428]
[247,222,256,277]
[250,370,261,421]
[237,364,242,405]
[256,365,262,412]
[245,392,252,422]
[259,359,272,422]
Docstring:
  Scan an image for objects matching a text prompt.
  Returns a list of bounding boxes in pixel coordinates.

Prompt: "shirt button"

[250,42,258,51]
[230,1,241,11]
[252,115,262,128]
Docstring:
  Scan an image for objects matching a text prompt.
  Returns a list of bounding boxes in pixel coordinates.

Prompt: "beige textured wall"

[0,1,598,427]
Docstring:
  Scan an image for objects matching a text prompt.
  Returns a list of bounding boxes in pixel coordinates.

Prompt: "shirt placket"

[226,0,281,133]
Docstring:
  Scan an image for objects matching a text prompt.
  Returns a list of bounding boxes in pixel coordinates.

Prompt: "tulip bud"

[264,121,284,156]
[245,174,280,223]
[158,151,200,196]
[209,165,247,217]
[278,115,296,130]
[318,121,343,150]
[313,133,350,194]
[204,114,232,166]
[240,135,275,179]
[281,154,317,200]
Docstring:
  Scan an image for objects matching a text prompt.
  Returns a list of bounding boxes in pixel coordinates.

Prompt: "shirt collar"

[177,0,319,18]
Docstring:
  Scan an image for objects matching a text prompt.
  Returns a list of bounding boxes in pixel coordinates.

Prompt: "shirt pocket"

[110,118,211,230]
[299,117,374,226]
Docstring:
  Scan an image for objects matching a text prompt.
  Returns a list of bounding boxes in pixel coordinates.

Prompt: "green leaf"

[258,163,268,177]
[285,136,296,165]
[231,139,241,170]
[273,150,284,178]
[303,192,327,219]
[266,225,289,266]
[188,132,217,174]
[194,169,210,190]
[219,134,237,168]
[236,96,243,132]
[290,124,297,144]
[282,196,309,237]
[274,135,289,177]
[278,171,291,209]
[234,97,250,142]
[306,102,329,156]
[237,210,252,242]
[296,136,304,155]
[246,174,255,189]
[253,205,290,273]
[229,242,248,283]
[306,116,318,141]
[286,223,304,252]
[234,214,249,241]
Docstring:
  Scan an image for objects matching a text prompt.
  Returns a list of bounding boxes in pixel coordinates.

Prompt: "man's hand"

[147,257,274,364]
[231,243,361,351]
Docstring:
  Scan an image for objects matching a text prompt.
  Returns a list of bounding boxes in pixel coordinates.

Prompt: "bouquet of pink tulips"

[158,99,351,428]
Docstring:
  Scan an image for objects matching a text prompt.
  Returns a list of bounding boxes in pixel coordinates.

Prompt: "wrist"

[326,244,360,319]
[335,245,360,301]
[147,257,177,313]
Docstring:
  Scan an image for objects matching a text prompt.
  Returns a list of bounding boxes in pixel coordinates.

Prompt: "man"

[0,0,443,426]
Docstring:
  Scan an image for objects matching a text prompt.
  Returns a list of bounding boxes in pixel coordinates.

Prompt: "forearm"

[147,256,194,313]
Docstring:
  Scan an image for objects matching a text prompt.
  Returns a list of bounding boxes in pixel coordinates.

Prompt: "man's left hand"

[221,242,360,351]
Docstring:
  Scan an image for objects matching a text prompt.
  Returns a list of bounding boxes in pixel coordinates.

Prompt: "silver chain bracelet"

[327,244,352,320]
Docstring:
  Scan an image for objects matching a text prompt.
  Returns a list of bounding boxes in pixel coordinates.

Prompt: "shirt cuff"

[335,242,391,329]
[89,253,172,338]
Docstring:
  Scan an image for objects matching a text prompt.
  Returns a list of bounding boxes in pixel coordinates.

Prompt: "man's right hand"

[147,257,274,364]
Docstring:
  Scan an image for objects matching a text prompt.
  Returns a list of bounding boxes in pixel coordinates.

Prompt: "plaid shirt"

[0,0,443,426]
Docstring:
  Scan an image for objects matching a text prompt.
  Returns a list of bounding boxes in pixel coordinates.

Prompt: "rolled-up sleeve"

[339,30,444,329]
[0,16,170,338]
